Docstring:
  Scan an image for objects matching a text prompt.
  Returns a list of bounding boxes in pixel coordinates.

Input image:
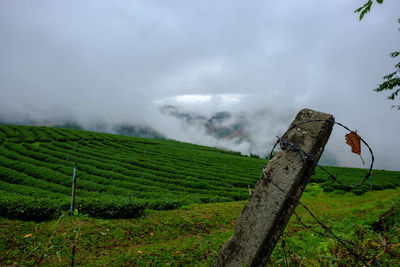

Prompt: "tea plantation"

[0,124,399,220]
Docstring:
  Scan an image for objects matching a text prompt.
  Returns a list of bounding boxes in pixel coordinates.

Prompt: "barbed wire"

[265,119,380,266]
[269,119,374,188]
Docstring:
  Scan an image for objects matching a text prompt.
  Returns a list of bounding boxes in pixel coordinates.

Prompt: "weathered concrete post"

[213,108,334,267]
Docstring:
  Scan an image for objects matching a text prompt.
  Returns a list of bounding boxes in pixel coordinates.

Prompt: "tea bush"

[0,124,399,221]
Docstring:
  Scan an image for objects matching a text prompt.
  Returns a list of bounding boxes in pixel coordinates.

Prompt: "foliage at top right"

[373,19,400,110]
[355,1,400,110]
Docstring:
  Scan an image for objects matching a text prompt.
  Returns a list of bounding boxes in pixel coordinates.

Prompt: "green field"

[0,124,399,221]
[0,124,399,265]
[0,124,268,220]
[1,186,399,266]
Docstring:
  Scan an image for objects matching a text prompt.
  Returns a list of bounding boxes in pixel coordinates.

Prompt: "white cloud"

[1,0,400,170]
[175,94,212,105]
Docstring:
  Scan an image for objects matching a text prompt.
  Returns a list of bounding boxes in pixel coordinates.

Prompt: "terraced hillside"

[0,124,267,220]
[0,124,399,221]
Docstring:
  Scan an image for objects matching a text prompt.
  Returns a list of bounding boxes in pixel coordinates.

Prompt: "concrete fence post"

[213,108,334,267]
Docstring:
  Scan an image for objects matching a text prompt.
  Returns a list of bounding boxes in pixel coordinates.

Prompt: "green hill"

[0,124,399,221]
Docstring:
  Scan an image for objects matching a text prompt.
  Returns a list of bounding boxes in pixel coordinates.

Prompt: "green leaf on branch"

[387,89,400,100]
[355,1,372,21]
[390,51,400,58]
[354,6,364,13]
[382,72,397,80]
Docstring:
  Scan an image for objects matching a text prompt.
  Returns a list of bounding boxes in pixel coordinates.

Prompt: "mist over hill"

[0,104,339,166]
[0,115,165,141]
[160,105,247,141]
[159,105,339,166]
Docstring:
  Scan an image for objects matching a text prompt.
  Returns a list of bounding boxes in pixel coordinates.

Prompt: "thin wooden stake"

[70,162,77,216]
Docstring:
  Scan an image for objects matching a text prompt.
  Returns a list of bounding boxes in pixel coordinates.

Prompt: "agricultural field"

[0,124,267,220]
[0,124,399,266]
[1,186,399,266]
[0,124,400,221]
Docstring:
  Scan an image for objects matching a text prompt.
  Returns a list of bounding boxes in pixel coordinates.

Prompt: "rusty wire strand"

[263,173,374,266]
[266,119,380,266]
[269,119,374,188]
[292,210,378,263]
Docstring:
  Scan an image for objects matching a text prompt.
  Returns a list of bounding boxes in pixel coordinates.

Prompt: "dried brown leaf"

[345,131,365,165]
[345,131,361,155]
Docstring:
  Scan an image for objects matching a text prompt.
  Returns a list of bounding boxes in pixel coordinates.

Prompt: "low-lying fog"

[1,1,400,170]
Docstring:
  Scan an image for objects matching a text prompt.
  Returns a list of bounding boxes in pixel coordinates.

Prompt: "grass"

[1,185,399,266]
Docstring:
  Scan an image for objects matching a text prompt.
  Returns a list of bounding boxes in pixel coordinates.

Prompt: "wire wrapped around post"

[267,119,380,266]
[269,119,374,189]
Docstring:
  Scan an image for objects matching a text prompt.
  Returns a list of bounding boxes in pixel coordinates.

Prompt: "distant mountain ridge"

[0,118,166,140]
[159,105,248,141]
[0,106,339,166]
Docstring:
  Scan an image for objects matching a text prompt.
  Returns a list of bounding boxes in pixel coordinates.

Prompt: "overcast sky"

[1,0,399,170]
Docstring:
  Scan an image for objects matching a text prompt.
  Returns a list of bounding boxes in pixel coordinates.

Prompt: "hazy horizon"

[1,1,400,171]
